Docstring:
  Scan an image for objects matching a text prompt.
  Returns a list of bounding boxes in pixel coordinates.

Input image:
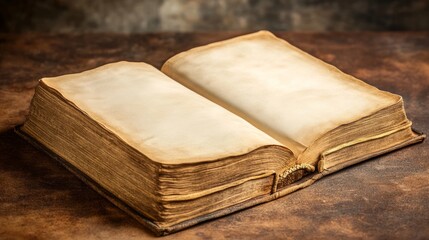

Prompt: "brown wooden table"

[1,32,428,239]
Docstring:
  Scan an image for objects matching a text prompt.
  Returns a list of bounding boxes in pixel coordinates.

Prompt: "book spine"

[272,164,315,193]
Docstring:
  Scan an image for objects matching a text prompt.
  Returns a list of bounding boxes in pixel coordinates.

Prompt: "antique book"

[19,31,425,235]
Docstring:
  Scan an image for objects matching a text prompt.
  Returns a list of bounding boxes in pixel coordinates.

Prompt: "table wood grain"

[0,32,428,239]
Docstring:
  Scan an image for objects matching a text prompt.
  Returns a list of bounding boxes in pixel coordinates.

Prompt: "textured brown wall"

[1,0,429,33]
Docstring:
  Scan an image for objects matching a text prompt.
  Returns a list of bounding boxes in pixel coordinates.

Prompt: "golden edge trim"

[318,120,413,172]
[160,170,276,202]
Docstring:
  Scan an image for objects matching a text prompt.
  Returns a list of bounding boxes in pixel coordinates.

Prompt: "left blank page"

[42,61,281,164]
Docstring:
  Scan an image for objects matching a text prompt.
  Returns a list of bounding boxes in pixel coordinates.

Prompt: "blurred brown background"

[1,0,428,33]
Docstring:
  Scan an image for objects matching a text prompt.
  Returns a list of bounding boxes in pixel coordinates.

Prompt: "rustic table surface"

[0,32,428,239]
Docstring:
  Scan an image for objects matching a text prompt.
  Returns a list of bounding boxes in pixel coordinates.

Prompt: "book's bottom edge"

[15,127,164,235]
[15,127,425,236]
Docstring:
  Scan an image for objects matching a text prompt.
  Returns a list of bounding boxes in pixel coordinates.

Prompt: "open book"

[19,31,425,235]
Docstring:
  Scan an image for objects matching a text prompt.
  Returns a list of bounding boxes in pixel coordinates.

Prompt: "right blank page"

[161,31,399,156]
